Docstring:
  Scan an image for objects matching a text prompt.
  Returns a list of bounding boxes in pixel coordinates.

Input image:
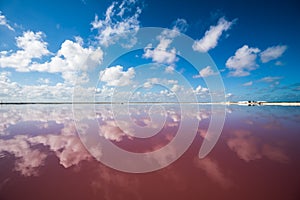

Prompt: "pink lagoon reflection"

[0,104,300,200]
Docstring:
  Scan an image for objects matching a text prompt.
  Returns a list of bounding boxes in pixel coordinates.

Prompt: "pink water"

[0,104,299,200]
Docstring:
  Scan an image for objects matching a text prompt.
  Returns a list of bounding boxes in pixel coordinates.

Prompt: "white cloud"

[275,61,284,66]
[100,65,135,86]
[0,72,97,102]
[172,18,188,33]
[226,45,260,77]
[0,31,50,71]
[193,66,218,78]
[143,38,177,65]
[37,78,50,85]
[0,12,14,31]
[192,17,234,52]
[143,78,159,89]
[29,38,103,84]
[194,85,209,94]
[143,19,186,66]
[0,71,22,99]
[165,65,175,74]
[259,76,282,83]
[170,84,183,93]
[260,45,287,63]
[91,0,141,47]
[243,81,253,86]
[225,93,233,98]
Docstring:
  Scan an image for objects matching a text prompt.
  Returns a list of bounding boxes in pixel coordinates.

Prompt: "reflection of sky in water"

[0,105,300,200]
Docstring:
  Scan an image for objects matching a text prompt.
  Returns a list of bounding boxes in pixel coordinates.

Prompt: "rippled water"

[0,104,299,200]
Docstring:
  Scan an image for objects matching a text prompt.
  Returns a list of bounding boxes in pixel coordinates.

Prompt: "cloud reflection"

[0,105,92,176]
[194,157,233,189]
[227,129,289,163]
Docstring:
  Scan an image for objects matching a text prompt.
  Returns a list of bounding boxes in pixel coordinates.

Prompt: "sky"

[0,0,299,102]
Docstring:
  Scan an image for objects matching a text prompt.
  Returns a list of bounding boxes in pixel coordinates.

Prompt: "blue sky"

[0,0,299,102]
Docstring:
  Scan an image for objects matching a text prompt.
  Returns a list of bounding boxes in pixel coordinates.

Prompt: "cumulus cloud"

[0,72,97,102]
[226,45,260,77]
[193,66,218,78]
[143,41,177,64]
[29,38,103,84]
[0,11,14,31]
[100,65,135,86]
[260,45,287,63]
[143,19,187,67]
[1,25,102,86]
[192,17,234,52]
[194,85,209,94]
[91,0,141,47]
[0,31,50,71]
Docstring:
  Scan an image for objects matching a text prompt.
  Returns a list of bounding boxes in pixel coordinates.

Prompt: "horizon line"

[0,101,300,106]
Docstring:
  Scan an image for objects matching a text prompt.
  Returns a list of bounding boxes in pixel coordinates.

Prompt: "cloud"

[143,29,179,65]
[0,11,14,31]
[0,72,97,102]
[165,65,175,74]
[275,61,284,66]
[143,19,187,66]
[226,45,260,77]
[194,85,209,94]
[100,65,135,86]
[243,81,253,86]
[37,78,50,84]
[0,31,50,71]
[192,17,234,52]
[260,45,287,63]
[259,76,282,83]
[91,0,141,47]
[193,66,218,78]
[143,41,177,64]
[37,38,101,72]
[29,38,103,84]
[172,18,188,33]
[225,93,233,98]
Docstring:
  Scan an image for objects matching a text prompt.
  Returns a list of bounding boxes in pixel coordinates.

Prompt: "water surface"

[0,104,299,200]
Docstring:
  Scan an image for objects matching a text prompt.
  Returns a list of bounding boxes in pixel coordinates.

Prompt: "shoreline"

[0,102,300,106]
